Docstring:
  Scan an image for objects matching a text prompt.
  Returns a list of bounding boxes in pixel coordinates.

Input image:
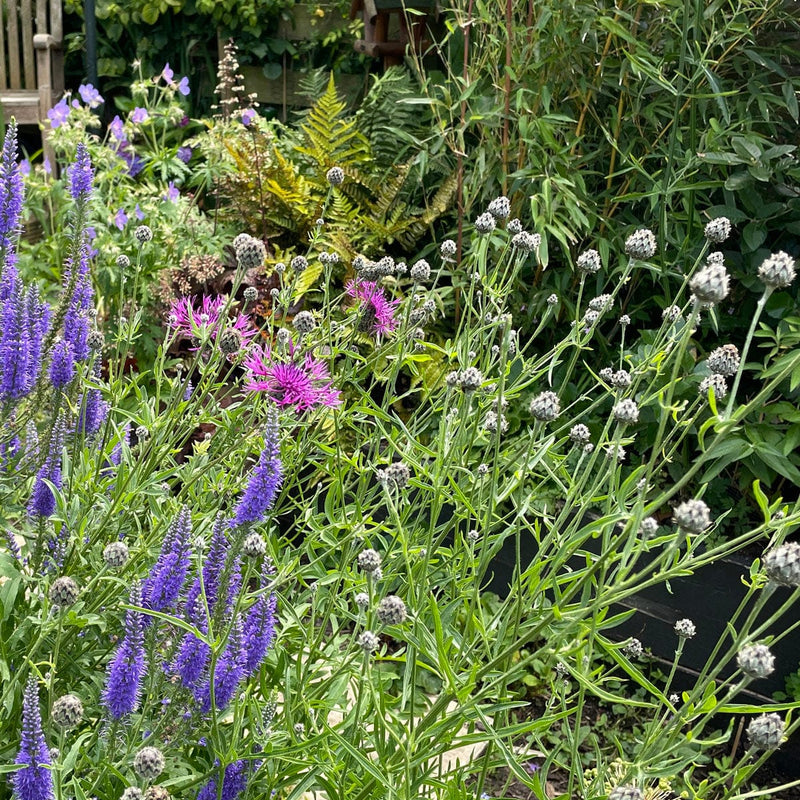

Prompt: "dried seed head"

[290,255,308,274]
[624,229,656,260]
[103,541,130,568]
[758,251,796,289]
[512,231,540,252]
[569,424,590,444]
[704,217,732,243]
[611,370,631,389]
[52,694,84,729]
[529,391,561,422]
[699,373,728,400]
[49,576,79,608]
[474,212,496,235]
[440,239,457,258]
[242,532,267,558]
[707,251,725,265]
[599,367,614,383]
[319,251,339,266]
[133,747,165,782]
[673,499,712,533]
[243,287,258,303]
[218,327,243,356]
[707,344,740,376]
[487,196,511,219]
[326,166,345,186]
[410,259,431,282]
[674,618,696,639]
[134,225,153,244]
[357,549,382,574]
[376,595,407,625]
[612,399,640,424]
[747,713,785,750]
[737,644,775,679]
[378,461,411,490]
[763,542,800,587]
[292,311,316,334]
[507,218,523,235]
[584,310,600,326]
[234,235,266,269]
[87,329,105,351]
[689,264,730,305]
[358,630,379,653]
[576,249,601,274]
[608,787,644,800]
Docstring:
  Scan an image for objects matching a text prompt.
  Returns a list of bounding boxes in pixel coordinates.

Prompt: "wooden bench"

[0,0,63,163]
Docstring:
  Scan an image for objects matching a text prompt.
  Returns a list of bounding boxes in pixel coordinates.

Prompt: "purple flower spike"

[77,360,108,436]
[196,617,245,712]
[243,581,277,675]
[231,410,282,528]
[68,143,93,203]
[28,414,65,518]
[13,677,53,800]
[142,506,192,614]
[104,582,146,719]
[0,121,24,253]
[49,339,75,389]
[197,760,249,800]
[62,236,93,362]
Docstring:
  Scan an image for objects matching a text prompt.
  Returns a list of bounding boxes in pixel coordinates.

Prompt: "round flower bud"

[483,411,508,433]
[459,367,483,392]
[737,644,775,679]
[467,529,481,542]
[440,239,457,258]
[357,549,382,574]
[474,212,496,235]
[584,309,599,326]
[103,541,130,568]
[378,461,411,490]
[623,638,643,658]
[612,399,639,424]
[569,424,590,444]
[326,166,345,186]
[639,517,658,539]
[704,217,731,243]
[546,294,558,306]
[763,542,800,587]
[234,235,266,269]
[609,787,644,800]
[529,391,561,422]
[507,218,523,235]
[374,256,395,276]
[134,225,153,244]
[358,630,379,653]
[599,367,614,383]
[512,231,540,252]
[52,694,84,729]
[707,344,739,377]
[292,311,316,334]
[758,251,796,289]
[619,314,631,326]
[624,229,656,260]
[87,329,105,351]
[410,259,431,282]
[144,787,170,800]
[274,262,286,274]
[354,592,369,610]
[319,251,340,266]
[49,576,79,608]
[290,255,308,273]
[376,595,407,625]
[122,789,144,800]
[674,618,696,639]
[487,196,511,219]
[673,499,712,533]
[576,249,601,274]
[662,305,681,323]
[116,254,131,269]
[747,713,785,750]
[133,747,165,782]
[242,532,267,559]
[689,264,729,305]
[611,370,631,389]
[445,370,461,388]
[707,251,725,265]
[588,294,612,313]
[217,328,243,356]
[699,373,728,400]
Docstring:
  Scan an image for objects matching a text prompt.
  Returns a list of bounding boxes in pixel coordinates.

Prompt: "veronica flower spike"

[103,582,146,719]
[13,677,53,800]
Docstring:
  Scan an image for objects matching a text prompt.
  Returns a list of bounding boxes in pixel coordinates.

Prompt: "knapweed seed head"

[133,747,165,782]
[358,630,379,653]
[326,166,344,186]
[218,327,243,356]
[242,532,267,558]
[507,218,523,235]
[747,713,785,750]
[292,311,316,334]
[134,225,152,245]
[378,461,411,490]
[704,217,732,243]
[103,541,130,568]
[243,287,258,303]
[487,196,510,219]
[121,788,144,800]
[699,373,728,400]
[584,310,600,327]
[673,499,712,533]
[608,787,644,800]
[547,293,558,306]
[707,344,740,376]
[376,595,407,625]
[319,251,339,266]
[233,235,265,270]
[512,231,540,252]
[440,239,457,258]
[355,592,369,610]
[87,329,105,351]
[737,644,775,679]
[763,542,800,587]
[290,255,308,274]
[611,370,632,389]
[689,264,730,305]
[707,251,725,265]
[674,619,696,639]
[576,249,601,274]
[116,254,131,269]
[52,695,83,729]
[612,399,639,425]
[639,517,659,539]
[758,251,796,289]
[49,576,79,608]
[357,549,382,574]
[410,259,431,282]
[459,367,483,392]
[474,212,496,235]
[624,229,656,260]
[569,424,590,444]
[144,788,168,800]
[529,391,560,422]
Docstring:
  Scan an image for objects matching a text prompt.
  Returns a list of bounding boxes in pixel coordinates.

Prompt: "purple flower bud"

[104,582,146,719]
[49,340,75,389]
[142,507,192,614]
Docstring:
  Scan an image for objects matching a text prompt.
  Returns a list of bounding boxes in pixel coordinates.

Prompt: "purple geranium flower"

[47,98,70,129]
[177,76,190,96]
[162,63,174,84]
[177,146,192,164]
[43,158,51,175]
[109,115,125,140]
[130,107,149,124]
[114,208,128,230]
[78,83,104,108]
[241,108,256,127]
[163,181,179,203]
[135,204,145,220]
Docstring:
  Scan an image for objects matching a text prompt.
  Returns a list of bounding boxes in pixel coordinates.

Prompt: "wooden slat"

[7,0,20,89]
[0,0,7,89]
[35,0,45,32]
[49,0,60,41]
[21,0,34,89]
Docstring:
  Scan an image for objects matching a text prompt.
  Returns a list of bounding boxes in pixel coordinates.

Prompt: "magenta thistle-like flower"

[13,677,53,800]
[243,338,340,411]
[345,280,400,337]
[168,295,255,350]
[104,582,146,719]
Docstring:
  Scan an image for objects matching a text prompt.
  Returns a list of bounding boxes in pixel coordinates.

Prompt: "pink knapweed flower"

[345,280,400,337]
[168,295,255,349]
[244,339,341,412]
